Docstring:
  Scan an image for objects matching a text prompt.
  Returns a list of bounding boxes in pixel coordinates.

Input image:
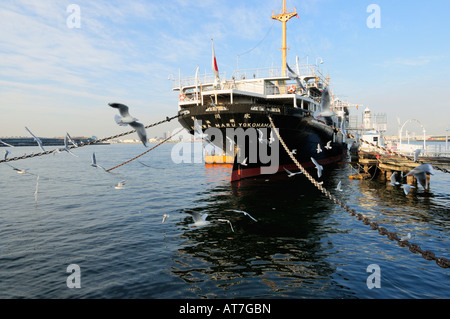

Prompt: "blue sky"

[1,0,449,139]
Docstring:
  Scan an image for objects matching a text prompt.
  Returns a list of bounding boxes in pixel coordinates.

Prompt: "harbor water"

[0,142,448,299]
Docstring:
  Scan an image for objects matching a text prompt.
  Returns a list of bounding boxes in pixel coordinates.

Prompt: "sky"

[1,0,449,139]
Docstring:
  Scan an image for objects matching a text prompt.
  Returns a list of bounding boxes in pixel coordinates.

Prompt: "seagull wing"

[129,121,147,147]
[66,133,78,147]
[0,139,15,147]
[185,210,202,223]
[414,149,420,162]
[109,103,131,118]
[25,127,45,151]
[414,171,428,190]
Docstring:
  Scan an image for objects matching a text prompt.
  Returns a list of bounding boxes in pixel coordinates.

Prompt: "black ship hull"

[178,103,347,181]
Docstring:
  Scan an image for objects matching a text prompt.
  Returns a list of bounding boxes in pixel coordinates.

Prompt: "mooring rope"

[105,127,184,172]
[267,114,449,269]
[0,114,181,164]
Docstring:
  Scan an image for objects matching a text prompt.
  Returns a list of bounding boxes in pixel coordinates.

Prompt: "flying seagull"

[226,209,258,222]
[217,219,235,232]
[405,164,435,190]
[0,139,14,147]
[241,157,248,166]
[286,63,306,93]
[4,149,11,160]
[311,157,323,178]
[401,184,415,195]
[284,167,303,178]
[109,103,148,147]
[25,127,46,152]
[60,134,78,157]
[185,210,210,227]
[162,214,169,223]
[91,152,106,170]
[413,149,421,162]
[114,180,125,189]
[325,141,332,150]
[400,233,412,241]
[316,143,322,153]
[226,136,235,152]
[389,172,400,186]
[336,180,343,191]
[66,133,79,147]
[193,119,211,144]
[257,128,268,144]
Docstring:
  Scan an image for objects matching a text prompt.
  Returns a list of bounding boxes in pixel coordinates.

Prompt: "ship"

[173,1,349,182]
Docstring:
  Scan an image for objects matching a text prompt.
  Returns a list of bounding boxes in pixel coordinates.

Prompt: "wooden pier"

[355,152,450,188]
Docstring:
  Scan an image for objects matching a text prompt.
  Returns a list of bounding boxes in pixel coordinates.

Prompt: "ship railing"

[172,72,227,90]
[233,64,327,82]
[271,7,297,16]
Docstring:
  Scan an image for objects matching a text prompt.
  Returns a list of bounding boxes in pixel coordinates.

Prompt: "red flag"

[211,38,219,79]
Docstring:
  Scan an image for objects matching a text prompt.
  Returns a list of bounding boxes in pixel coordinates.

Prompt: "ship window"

[373,137,378,142]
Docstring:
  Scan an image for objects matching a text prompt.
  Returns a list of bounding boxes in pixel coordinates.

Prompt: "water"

[0,143,448,299]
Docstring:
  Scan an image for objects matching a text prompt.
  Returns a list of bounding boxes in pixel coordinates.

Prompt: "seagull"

[389,172,400,186]
[0,139,14,147]
[226,136,235,152]
[311,157,323,178]
[162,214,169,223]
[316,143,322,153]
[226,209,258,222]
[91,152,106,170]
[217,219,235,232]
[241,157,248,166]
[193,119,211,143]
[413,149,421,162]
[66,133,79,147]
[4,149,11,160]
[325,141,332,150]
[291,149,297,155]
[268,130,275,145]
[284,167,303,178]
[25,127,46,152]
[336,180,343,191]
[257,128,268,144]
[405,164,435,190]
[286,63,306,93]
[401,184,415,195]
[60,134,78,157]
[185,210,210,227]
[400,233,412,241]
[14,167,28,174]
[109,103,148,147]
[114,180,125,189]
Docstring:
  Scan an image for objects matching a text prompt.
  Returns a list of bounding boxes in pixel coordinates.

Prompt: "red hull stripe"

[230,153,344,182]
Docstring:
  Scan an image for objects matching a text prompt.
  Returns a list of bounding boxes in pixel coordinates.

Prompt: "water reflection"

[170,169,347,298]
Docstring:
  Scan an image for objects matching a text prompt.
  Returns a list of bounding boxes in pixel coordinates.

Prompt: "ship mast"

[271,0,298,76]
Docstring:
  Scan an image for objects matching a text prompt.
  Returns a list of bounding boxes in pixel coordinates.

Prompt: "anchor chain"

[0,114,181,164]
[267,114,449,269]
